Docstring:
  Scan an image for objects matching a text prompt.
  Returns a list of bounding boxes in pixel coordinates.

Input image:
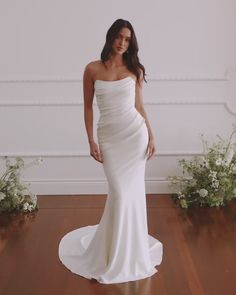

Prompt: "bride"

[58,18,163,284]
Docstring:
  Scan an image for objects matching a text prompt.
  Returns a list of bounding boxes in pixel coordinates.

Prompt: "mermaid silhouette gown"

[58,76,163,284]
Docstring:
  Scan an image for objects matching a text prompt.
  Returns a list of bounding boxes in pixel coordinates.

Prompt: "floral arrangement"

[0,156,43,213]
[168,124,236,208]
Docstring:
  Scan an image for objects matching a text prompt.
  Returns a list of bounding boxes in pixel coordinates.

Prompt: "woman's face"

[112,27,131,55]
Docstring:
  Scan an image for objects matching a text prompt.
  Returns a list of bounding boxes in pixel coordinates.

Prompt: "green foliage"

[0,156,43,213]
[168,124,236,208]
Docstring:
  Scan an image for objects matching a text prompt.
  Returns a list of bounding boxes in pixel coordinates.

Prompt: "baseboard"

[28,179,174,195]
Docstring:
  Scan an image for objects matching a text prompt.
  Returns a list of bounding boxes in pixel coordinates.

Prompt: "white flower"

[200,156,209,167]
[209,170,217,178]
[177,191,185,199]
[13,188,18,196]
[211,179,219,189]
[29,192,37,204]
[215,158,222,166]
[36,157,43,165]
[23,202,30,211]
[0,192,6,201]
[23,201,36,211]
[203,159,209,168]
[28,204,35,211]
[198,189,208,198]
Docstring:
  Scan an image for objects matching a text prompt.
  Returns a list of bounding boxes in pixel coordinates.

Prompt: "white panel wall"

[0,0,235,194]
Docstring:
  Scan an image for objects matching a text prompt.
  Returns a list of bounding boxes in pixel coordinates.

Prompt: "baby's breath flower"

[28,204,35,211]
[198,189,208,198]
[0,192,6,201]
[23,202,30,211]
[202,159,209,168]
[168,124,236,208]
[37,157,43,164]
[215,158,222,166]
[209,170,217,178]
[0,157,41,212]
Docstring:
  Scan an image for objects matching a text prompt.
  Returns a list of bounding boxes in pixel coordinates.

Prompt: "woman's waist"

[97,109,145,128]
[97,111,146,144]
[97,108,141,126]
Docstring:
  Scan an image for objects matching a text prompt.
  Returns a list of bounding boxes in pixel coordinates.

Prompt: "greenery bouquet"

[0,156,43,213]
[168,124,236,208]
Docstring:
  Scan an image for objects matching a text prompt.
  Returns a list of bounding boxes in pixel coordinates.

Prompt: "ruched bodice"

[95,76,138,126]
[95,77,145,144]
[58,76,163,284]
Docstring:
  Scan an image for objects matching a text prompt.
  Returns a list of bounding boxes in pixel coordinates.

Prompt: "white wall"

[0,0,235,194]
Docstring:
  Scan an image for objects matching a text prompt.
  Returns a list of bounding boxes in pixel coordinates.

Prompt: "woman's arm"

[134,71,156,159]
[83,63,103,163]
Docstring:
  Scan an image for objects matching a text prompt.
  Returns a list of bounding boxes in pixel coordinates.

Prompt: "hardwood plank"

[0,195,235,295]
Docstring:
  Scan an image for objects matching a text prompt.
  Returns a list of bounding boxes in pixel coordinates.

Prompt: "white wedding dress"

[58,76,163,284]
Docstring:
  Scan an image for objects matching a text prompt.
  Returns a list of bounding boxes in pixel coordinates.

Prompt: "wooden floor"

[0,194,236,295]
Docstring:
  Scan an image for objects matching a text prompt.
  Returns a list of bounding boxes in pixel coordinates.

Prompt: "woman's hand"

[146,136,156,160]
[89,141,103,163]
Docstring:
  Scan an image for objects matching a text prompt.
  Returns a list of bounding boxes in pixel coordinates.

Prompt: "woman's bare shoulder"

[84,60,103,80]
[85,60,102,71]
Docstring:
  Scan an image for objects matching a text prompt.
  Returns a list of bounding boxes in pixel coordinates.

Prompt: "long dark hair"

[100,19,147,84]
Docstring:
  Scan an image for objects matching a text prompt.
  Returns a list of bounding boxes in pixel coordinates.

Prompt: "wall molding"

[0,99,235,115]
[23,177,168,183]
[0,98,227,106]
[0,76,228,83]
[21,178,174,194]
[0,151,205,158]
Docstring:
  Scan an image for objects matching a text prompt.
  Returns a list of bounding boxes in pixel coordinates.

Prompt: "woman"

[58,18,163,284]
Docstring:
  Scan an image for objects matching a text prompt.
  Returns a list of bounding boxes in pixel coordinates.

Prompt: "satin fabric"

[58,76,163,284]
